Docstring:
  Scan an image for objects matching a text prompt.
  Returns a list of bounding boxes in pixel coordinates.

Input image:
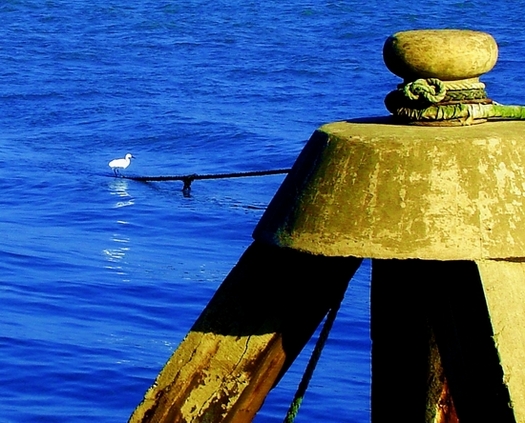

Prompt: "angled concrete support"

[371,259,514,423]
[130,242,361,422]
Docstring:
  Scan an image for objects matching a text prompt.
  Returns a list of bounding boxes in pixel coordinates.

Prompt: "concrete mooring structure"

[130,29,525,422]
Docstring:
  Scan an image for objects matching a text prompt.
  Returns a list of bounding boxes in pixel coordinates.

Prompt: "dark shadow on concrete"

[371,259,515,423]
[191,241,362,374]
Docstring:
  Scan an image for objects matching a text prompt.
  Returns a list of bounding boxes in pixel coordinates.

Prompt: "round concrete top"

[254,118,525,260]
[383,29,498,81]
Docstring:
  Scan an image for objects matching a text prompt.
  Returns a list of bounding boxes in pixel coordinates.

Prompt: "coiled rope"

[385,78,525,125]
[120,168,291,190]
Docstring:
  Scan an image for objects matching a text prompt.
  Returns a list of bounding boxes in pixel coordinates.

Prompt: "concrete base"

[254,118,525,260]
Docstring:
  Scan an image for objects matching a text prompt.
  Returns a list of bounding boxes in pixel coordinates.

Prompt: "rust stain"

[436,379,459,423]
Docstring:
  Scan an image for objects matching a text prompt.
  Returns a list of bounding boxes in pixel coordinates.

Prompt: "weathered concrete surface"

[383,29,498,81]
[254,118,525,260]
[129,242,361,423]
[477,259,525,423]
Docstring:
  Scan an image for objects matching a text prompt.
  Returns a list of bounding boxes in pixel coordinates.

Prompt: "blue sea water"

[1,1,525,422]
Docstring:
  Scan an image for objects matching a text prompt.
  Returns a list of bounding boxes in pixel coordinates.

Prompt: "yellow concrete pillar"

[252,29,525,422]
[253,118,525,422]
[131,29,525,422]
[476,260,525,422]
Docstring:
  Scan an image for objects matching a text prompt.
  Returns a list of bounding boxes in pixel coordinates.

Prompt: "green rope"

[403,78,446,103]
[385,87,488,111]
[395,102,525,124]
[283,301,342,423]
[385,78,525,125]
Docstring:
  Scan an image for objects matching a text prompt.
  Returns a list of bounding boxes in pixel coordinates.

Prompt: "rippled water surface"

[1,1,525,421]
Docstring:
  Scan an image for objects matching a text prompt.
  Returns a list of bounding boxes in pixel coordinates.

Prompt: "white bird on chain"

[109,153,134,176]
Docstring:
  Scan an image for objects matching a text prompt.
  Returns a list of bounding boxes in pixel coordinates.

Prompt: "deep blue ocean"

[1,1,524,422]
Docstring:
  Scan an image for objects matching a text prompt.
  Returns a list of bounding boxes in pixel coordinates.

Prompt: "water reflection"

[103,222,131,282]
[108,178,134,208]
[105,179,133,281]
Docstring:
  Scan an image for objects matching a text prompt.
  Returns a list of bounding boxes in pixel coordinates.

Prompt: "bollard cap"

[383,29,498,81]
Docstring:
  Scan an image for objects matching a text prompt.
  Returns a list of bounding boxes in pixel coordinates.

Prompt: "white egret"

[109,153,134,176]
